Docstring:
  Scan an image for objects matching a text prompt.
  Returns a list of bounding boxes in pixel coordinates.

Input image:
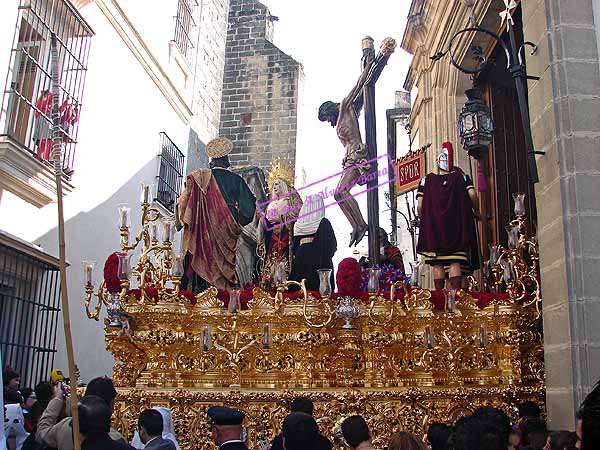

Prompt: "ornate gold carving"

[112,385,544,450]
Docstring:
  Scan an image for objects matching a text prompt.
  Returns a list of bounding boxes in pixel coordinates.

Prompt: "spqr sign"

[395,149,426,195]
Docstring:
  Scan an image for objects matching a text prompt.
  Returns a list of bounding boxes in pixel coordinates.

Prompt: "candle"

[140,183,151,204]
[479,323,487,348]
[262,324,271,349]
[202,327,212,351]
[82,260,95,285]
[161,218,175,243]
[117,204,130,229]
[149,222,159,242]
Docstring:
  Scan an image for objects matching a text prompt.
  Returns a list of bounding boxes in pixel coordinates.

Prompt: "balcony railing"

[0,0,94,177]
[156,132,185,213]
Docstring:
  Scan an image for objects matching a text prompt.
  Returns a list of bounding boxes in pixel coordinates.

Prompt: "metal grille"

[173,0,197,62]
[156,132,185,213]
[0,0,93,177]
[0,241,61,388]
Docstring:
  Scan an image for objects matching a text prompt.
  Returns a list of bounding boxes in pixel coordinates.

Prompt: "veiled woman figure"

[289,194,337,291]
[258,160,302,288]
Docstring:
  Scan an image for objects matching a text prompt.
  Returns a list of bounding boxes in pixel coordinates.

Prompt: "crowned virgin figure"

[257,160,303,289]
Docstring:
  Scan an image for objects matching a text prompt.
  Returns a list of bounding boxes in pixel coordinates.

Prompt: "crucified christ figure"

[318,37,396,247]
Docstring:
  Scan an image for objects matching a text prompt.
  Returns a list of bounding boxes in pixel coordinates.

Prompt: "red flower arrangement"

[336,258,361,297]
[103,252,121,294]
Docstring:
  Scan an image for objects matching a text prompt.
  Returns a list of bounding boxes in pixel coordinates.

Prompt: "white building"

[0,0,228,384]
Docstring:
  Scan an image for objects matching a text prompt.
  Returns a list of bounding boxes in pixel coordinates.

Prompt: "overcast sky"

[261,0,414,264]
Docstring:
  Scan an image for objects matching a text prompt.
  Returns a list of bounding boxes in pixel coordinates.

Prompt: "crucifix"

[319,36,396,264]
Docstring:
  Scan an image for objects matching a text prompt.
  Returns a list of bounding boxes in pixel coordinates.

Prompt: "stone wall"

[188,0,230,173]
[219,0,301,172]
[523,0,600,429]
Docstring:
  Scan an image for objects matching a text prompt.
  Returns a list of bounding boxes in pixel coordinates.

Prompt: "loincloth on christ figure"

[342,142,372,185]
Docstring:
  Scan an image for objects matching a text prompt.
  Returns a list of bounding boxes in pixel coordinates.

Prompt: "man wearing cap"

[177,137,256,291]
[207,406,248,450]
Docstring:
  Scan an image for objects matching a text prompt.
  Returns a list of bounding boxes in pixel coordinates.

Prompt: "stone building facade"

[219,0,302,171]
[401,0,600,429]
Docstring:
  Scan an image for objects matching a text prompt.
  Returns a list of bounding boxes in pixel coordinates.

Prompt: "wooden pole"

[50,32,81,450]
[362,38,380,266]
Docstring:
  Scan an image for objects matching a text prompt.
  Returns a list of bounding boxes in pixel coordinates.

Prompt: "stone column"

[523,0,600,429]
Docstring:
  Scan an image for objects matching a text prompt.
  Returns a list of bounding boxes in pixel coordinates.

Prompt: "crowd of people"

[3,367,600,450]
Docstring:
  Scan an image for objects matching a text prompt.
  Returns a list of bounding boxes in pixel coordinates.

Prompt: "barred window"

[173,0,198,63]
[155,132,185,213]
[0,0,94,177]
[0,232,61,388]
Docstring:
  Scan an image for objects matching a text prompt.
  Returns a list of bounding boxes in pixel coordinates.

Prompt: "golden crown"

[267,159,295,192]
[205,137,233,159]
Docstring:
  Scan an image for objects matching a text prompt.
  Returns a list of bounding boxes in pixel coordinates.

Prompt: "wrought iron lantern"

[458,88,494,159]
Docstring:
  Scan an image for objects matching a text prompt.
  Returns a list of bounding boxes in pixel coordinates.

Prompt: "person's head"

[509,430,521,449]
[20,387,36,410]
[79,395,111,438]
[282,412,318,450]
[579,379,600,450]
[34,381,53,404]
[207,406,245,446]
[84,376,117,413]
[4,388,24,405]
[388,431,427,450]
[452,413,506,450]
[471,406,511,444]
[209,155,231,169]
[3,367,20,389]
[426,422,451,450]
[318,101,340,127]
[270,178,291,198]
[290,397,314,416]
[378,227,390,247]
[341,415,371,449]
[546,431,578,450]
[521,417,548,448]
[138,409,164,444]
[519,401,542,420]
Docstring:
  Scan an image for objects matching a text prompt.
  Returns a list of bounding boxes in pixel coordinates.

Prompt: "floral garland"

[336,258,361,297]
[359,263,409,294]
[103,252,121,294]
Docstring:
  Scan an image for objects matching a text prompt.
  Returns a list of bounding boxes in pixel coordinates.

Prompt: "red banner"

[395,150,426,194]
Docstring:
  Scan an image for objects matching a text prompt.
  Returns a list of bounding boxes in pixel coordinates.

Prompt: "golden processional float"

[82,187,543,450]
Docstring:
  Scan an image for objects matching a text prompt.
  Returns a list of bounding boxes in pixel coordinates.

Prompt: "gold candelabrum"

[83,183,186,327]
[484,193,541,317]
[82,189,545,450]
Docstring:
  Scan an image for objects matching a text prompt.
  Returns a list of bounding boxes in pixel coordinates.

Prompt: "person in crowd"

[19,389,36,433]
[37,376,124,450]
[4,390,28,450]
[508,430,521,450]
[545,431,578,450]
[426,422,451,450]
[289,194,337,292]
[132,409,176,450]
[3,368,20,398]
[78,395,134,450]
[28,382,52,432]
[339,415,373,450]
[520,417,548,450]
[579,379,600,450]
[131,407,180,450]
[519,401,542,421]
[281,413,318,450]
[270,398,332,450]
[388,431,427,450]
[207,406,248,450]
[452,407,510,450]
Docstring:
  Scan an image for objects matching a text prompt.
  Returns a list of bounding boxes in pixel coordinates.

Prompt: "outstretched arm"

[342,60,374,109]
